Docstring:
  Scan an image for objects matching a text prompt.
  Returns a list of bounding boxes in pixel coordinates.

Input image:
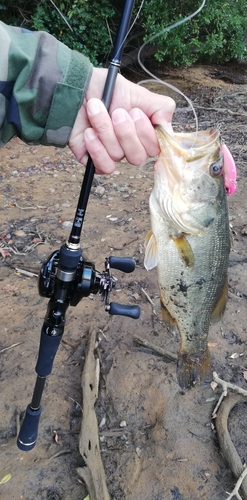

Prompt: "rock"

[95,186,105,196]
[14,230,26,237]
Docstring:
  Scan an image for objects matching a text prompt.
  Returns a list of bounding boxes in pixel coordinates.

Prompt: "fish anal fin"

[177,348,211,390]
[171,235,194,268]
[160,300,178,333]
[211,279,228,324]
[144,231,158,270]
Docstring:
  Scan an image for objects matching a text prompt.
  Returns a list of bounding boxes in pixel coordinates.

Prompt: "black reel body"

[38,250,140,319]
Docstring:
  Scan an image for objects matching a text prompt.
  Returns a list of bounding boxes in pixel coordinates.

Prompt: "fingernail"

[85,128,97,141]
[87,99,105,116]
[131,108,143,122]
[82,154,88,166]
[112,109,128,124]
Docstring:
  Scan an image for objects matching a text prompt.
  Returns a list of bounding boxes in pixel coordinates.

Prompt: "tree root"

[213,373,247,500]
[77,328,110,500]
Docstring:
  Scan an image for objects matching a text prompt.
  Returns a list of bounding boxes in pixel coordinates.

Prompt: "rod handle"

[108,302,140,319]
[17,405,42,451]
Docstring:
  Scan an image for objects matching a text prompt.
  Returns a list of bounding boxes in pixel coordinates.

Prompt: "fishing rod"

[17,0,139,452]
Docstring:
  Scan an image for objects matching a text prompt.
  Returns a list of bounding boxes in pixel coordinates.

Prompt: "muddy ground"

[0,64,247,500]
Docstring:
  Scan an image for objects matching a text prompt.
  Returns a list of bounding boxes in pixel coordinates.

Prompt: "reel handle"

[108,302,140,319]
[108,256,136,273]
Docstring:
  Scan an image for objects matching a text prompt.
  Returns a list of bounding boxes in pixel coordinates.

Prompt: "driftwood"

[213,373,247,500]
[77,328,110,500]
[215,393,247,500]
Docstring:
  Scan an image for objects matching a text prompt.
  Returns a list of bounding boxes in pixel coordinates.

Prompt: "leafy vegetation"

[0,0,247,66]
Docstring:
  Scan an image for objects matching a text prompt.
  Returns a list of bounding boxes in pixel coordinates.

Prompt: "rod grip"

[17,405,42,451]
[36,330,62,377]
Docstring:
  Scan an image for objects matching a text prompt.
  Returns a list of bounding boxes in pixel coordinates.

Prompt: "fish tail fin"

[177,348,211,390]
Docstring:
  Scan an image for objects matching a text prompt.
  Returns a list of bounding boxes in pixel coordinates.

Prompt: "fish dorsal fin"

[171,235,194,268]
[211,278,228,323]
[144,231,158,270]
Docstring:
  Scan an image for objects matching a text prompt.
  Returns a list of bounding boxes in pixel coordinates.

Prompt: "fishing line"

[114,0,146,59]
[137,0,207,133]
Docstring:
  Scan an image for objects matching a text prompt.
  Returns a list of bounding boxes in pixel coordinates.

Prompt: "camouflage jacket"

[0,21,92,148]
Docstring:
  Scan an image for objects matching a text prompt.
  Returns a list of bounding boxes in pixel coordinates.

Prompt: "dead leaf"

[2,284,19,293]
[0,473,11,484]
[53,430,59,444]
[32,238,42,244]
[0,248,11,259]
[229,352,240,359]
[211,381,218,391]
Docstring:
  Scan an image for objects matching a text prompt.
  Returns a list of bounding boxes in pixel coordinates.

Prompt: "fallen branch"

[225,466,247,500]
[212,372,247,416]
[133,335,177,362]
[196,105,247,117]
[212,372,247,500]
[77,328,110,500]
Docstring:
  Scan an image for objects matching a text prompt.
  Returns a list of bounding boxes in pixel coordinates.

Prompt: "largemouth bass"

[144,127,231,390]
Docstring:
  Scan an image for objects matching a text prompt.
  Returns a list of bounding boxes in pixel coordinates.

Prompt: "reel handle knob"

[108,256,135,273]
[108,302,140,319]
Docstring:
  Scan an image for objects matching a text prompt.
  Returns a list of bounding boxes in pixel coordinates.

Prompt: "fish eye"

[210,163,222,176]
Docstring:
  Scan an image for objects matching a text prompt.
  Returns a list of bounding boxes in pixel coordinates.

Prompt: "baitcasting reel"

[38,250,140,319]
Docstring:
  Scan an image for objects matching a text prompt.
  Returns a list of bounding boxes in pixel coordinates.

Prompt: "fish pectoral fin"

[144,231,158,270]
[210,278,228,324]
[171,235,194,268]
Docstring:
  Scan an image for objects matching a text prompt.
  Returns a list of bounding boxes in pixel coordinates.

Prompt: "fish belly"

[149,191,230,389]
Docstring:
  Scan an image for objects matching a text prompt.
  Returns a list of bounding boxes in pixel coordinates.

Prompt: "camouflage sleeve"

[0,21,93,147]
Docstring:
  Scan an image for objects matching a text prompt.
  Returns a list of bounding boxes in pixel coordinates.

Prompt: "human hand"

[69,67,175,174]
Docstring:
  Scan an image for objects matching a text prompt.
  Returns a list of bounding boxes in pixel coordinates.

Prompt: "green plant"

[32,0,116,66]
[0,0,247,66]
[141,0,247,65]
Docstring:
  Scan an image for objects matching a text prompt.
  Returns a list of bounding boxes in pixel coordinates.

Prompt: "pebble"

[62,221,73,230]
[119,420,127,428]
[95,186,105,196]
[14,230,26,237]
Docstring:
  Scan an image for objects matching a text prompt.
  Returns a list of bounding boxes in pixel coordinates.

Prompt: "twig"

[62,338,79,349]
[67,396,82,412]
[196,105,247,117]
[15,268,38,278]
[212,372,247,416]
[141,287,157,315]
[225,466,247,500]
[16,408,21,437]
[133,335,177,362]
[49,449,72,461]
[0,342,22,354]
[13,201,37,210]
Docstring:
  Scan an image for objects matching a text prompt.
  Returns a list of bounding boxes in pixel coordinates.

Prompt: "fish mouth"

[155,126,220,161]
[153,127,223,234]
